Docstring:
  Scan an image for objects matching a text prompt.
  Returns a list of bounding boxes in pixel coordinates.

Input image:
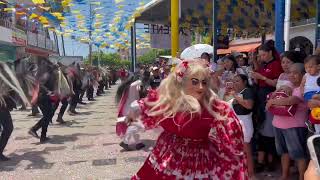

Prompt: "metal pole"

[171,0,179,57]
[98,48,101,67]
[275,0,285,53]
[53,31,60,55]
[316,0,320,49]
[261,28,266,45]
[61,34,66,56]
[133,21,137,72]
[59,27,66,56]
[89,2,93,65]
[284,0,291,51]
[131,26,134,72]
[212,0,217,61]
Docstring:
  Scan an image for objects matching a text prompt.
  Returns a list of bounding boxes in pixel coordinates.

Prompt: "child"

[301,55,320,133]
[301,55,320,101]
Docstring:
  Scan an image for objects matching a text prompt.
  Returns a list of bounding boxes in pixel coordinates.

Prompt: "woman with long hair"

[128,60,247,179]
[251,42,283,172]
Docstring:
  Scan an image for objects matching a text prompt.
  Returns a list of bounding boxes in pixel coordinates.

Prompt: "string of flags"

[0,0,316,50]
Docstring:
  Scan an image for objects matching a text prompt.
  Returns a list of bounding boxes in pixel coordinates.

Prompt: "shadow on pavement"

[51,120,84,127]
[49,133,103,145]
[29,133,103,145]
[0,150,49,172]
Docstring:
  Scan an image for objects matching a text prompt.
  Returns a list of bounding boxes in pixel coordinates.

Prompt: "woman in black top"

[232,74,255,178]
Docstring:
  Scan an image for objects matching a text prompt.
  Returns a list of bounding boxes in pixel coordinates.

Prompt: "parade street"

[0,86,158,180]
[0,86,292,180]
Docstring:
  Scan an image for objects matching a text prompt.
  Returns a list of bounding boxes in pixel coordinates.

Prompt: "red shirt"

[257,59,283,87]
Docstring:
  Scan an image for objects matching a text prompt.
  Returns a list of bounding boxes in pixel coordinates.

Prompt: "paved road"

[0,85,287,180]
[1,86,158,179]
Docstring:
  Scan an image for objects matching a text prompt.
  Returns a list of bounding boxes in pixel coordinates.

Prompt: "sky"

[53,0,151,57]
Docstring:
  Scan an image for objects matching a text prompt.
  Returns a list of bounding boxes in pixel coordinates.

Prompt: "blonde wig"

[145,59,225,120]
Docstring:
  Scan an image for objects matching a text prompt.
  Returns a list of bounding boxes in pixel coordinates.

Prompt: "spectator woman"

[276,51,302,89]
[215,55,238,101]
[232,74,255,178]
[251,42,283,172]
[267,63,308,180]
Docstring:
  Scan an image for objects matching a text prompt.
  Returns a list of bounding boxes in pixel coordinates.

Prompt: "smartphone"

[226,82,233,88]
[307,134,320,175]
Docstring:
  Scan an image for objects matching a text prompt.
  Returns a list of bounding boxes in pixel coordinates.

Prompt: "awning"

[136,0,316,36]
[217,42,261,55]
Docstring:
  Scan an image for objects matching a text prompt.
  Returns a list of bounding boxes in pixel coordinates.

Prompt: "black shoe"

[28,129,39,138]
[68,110,79,115]
[78,101,87,105]
[0,154,10,161]
[56,117,66,124]
[40,137,51,144]
[135,143,145,150]
[72,110,79,114]
[119,142,132,151]
[255,163,265,173]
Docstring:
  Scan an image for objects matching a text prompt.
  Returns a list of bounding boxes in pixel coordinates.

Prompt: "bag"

[267,91,297,117]
[116,117,128,137]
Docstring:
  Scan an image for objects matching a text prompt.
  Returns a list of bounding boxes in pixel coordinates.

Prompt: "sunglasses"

[191,78,207,86]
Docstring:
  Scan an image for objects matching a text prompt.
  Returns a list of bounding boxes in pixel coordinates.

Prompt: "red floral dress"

[132,92,248,180]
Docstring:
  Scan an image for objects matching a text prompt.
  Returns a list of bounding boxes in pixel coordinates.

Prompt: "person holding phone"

[215,55,238,101]
[231,74,255,178]
[251,42,283,172]
[305,135,320,179]
[304,160,320,180]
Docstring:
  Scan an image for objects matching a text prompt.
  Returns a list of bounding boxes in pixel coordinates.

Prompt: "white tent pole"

[284,0,291,51]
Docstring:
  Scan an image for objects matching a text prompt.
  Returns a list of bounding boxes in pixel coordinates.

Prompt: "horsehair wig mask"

[0,62,30,107]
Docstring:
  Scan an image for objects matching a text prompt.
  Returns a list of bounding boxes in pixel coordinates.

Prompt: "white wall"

[0,26,12,44]
[289,23,316,46]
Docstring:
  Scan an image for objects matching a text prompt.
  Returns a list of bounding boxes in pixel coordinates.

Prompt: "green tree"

[137,49,171,65]
[84,51,129,69]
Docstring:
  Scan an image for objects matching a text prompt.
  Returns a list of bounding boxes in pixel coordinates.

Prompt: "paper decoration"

[32,0,45,5]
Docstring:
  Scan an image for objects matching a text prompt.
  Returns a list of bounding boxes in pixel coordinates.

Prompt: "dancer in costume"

[117,70,151,151]
[128,60,247,179]
[0,62,29,160]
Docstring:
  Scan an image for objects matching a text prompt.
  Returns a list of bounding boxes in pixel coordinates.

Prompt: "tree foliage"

[85,51,130,69]
[137,49,171,64]
[84,49,171,68]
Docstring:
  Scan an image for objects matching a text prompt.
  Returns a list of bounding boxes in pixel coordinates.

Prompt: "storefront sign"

[12,28,27,46]
[145,24,191,49]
